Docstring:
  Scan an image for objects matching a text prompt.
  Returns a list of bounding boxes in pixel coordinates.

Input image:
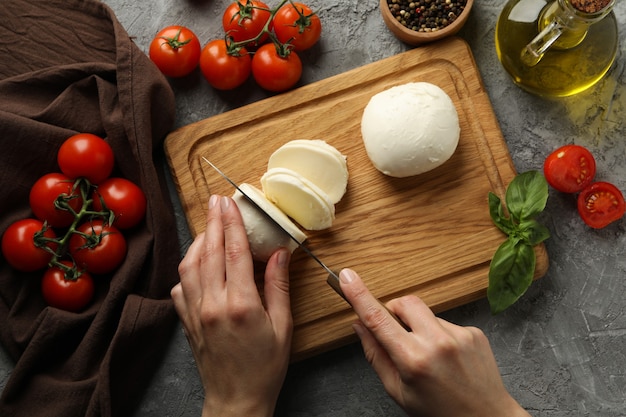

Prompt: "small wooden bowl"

[380,0,474,46]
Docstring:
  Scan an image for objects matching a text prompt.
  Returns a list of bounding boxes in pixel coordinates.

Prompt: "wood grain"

[164,37,549,361]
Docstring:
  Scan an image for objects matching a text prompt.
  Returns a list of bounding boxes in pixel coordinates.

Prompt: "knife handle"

[326,271,347,301]
[326,272,411,332]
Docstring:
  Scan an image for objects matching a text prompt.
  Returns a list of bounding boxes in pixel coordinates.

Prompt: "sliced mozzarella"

[261,167,335,231]
[267,139,348,204]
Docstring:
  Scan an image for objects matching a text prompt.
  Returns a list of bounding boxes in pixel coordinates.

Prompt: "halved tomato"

[544,145,596,193]
[577,182,625,229]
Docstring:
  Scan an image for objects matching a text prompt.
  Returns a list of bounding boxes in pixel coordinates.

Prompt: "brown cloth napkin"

[0,1,180,416]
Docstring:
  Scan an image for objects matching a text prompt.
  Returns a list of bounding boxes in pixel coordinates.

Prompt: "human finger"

[177,229,208,306]
[219,196,258,302]
[352,321,399,389]
[170,282,189,324]
[339,268,406,349]
[385,295,442,336]
[263,248,293,335]
[201,194,228,296]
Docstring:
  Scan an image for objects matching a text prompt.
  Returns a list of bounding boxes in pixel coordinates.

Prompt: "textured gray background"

[2,0,626,416]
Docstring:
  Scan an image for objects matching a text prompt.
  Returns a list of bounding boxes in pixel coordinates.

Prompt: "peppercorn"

[386,0,467,32]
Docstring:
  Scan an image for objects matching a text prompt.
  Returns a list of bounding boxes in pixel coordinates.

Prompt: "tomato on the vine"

[29,173,83,228]
[57,133,114,184]
[199,39,252,90]
[577,181,625,229]
[2,219,57,272]
[41,261,94,312]
[272,2,321,51]
[543,145,596,193]
[69,220,127,275]
[222,0,271,46]
[251,43,302,92]
[149,26,201,78]
[92,178,147,229]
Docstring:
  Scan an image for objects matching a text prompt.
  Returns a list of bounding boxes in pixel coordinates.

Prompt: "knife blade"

[202,157,342,285]
[202,157,409,331]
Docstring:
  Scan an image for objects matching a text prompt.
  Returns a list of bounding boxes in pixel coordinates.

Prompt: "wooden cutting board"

[164,37,549,361]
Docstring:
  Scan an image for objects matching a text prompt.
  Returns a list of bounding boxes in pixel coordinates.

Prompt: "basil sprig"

[488,171,550,314]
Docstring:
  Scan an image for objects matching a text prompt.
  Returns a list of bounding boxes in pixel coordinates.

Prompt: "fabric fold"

[0,1,181,415]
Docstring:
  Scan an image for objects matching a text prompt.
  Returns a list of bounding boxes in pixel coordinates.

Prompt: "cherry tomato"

[149,26,201,78]
[69,220,127,275]
[222,0,271,46]
[577,182,625,229]
[41,261,94,312]
[544,144,596,193]
[272,2,321,51]
[92,178,147,229]
[57,133,115,184]
[199,39,252,90]
[2,219,57,272]
[29,173,82,228]
[251,43,302,92]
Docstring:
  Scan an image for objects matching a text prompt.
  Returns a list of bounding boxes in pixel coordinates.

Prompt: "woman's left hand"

[171,194,293,417]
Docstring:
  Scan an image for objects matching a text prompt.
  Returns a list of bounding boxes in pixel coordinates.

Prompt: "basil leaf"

[487,170,550,313]
[505,171,549,223]
[488,192,514,235]
[518,219,551,246]
[487,237,536,315]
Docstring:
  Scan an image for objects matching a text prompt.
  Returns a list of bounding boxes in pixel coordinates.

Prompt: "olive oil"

[495,0,618,97]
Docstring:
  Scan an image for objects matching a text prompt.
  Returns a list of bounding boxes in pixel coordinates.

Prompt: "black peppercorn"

[386,0,467,32]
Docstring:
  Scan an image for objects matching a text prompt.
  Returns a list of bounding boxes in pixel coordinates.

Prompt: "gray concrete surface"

[2,0,626,416]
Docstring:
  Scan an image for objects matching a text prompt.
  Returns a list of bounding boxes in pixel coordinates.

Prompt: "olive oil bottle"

[495,0,617,97]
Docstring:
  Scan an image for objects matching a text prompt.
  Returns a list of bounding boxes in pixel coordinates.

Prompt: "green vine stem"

[33,177,113,279]
[156,27,194,51]
[225,0,317,57]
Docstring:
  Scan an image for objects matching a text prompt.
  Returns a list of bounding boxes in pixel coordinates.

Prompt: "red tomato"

[41,261,94,312]
[222,0,271,46]
[29,173,82,228]
[251,43,302,92]
[272,2,321,51]
[57,133,115,184]
[69,220,127,275]
[149,26,201,78]
[577,182,625,229]
[92,178,147,229]
[544,145,596,193]
[2,219,57,272]
[199,39,252,90]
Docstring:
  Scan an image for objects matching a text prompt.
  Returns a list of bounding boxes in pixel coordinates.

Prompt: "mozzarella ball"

[231,183,307,262]
[361,82,460,178]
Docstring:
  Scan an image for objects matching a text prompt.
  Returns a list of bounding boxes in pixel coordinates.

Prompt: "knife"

[202,157,410,331]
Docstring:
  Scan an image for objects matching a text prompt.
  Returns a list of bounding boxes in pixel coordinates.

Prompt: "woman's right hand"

[338,268,531,417]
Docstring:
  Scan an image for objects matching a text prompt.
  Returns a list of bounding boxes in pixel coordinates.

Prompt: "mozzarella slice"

[267,139,348,204]
[261,167,335,231]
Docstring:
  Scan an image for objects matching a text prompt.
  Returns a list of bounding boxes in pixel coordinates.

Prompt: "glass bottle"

[495,0,618,97]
